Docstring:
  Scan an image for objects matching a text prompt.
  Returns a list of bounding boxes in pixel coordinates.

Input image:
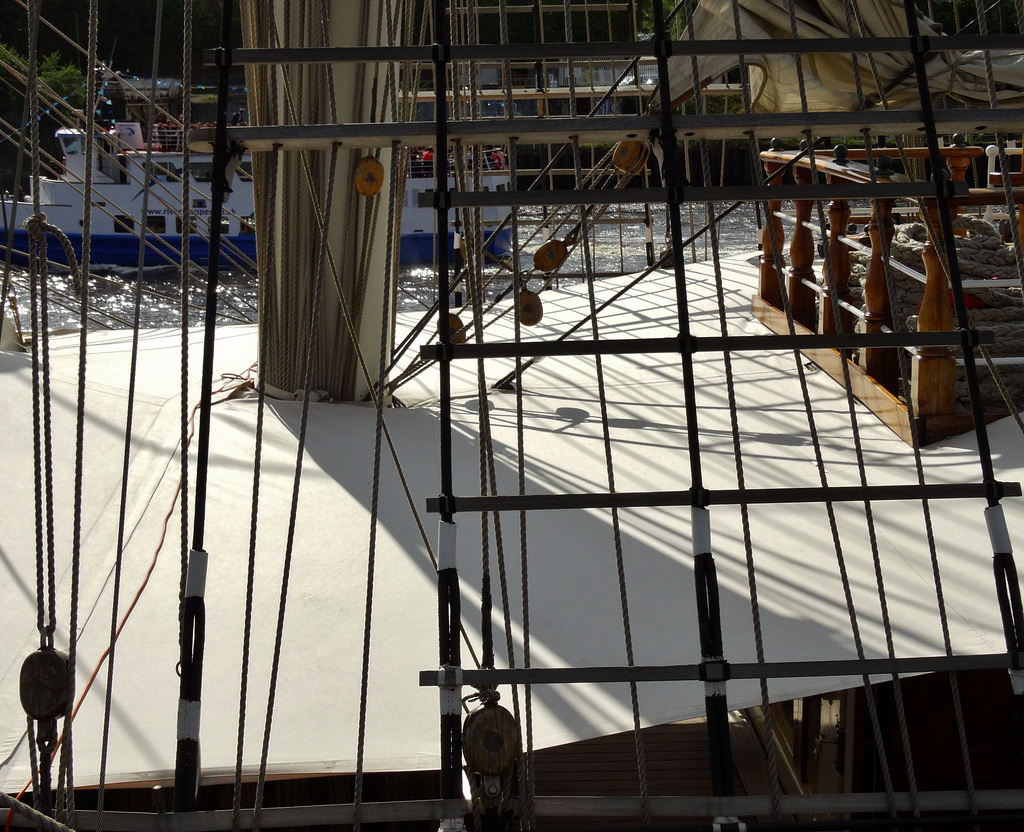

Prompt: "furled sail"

[666,0,1024,112]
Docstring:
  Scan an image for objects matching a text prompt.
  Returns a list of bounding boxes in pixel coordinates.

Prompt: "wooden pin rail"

[756,142,1022,445]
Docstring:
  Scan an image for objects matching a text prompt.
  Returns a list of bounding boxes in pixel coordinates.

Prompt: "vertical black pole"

[650,0,734,797]
[433,0,463,817]
[174,0,234,812]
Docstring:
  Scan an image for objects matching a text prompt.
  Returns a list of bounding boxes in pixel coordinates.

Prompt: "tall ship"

[3,2,1024,832]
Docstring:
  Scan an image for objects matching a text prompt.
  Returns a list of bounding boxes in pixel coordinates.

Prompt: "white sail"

[667,0,1024,112]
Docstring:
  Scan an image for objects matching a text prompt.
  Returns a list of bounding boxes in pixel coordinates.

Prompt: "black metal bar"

[425,481,1021,514]
[432,180,969,207]
[432,0,461,814]
[209,33,1024,66]
[173,0,233,813]
[419,329,994,361]
[191,109,1024,150]
[660,0,728,789]
[43,797,1024,830]
[419,652,1012,687]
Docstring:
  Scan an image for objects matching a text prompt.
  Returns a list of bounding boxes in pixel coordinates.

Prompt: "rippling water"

[5,202,760,332]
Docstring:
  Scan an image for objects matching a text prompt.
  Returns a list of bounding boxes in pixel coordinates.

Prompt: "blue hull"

[4,227,513,269]
[3,229,258,269]
[399,228,513,265]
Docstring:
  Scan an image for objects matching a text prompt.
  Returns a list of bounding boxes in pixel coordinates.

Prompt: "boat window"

[192,161,251,183]
[191,163,214,183]
[113,215,135,233]
[61,137,80,155]
[153,162,179,180]
[146,215,166,233]
[176,216,198,234]
[240,215,256,234]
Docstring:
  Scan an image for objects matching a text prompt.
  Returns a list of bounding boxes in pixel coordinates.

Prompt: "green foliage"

[1,43,86,112]
[0,42,86,185]
[0,0,233,77]
[39,52,86,109]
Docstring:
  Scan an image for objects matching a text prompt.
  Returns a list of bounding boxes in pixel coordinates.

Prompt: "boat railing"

[757,140,1023,444]
[983,144,1024,223]
[408,146,508,179]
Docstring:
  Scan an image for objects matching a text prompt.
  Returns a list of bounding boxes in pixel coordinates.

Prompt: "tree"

[0,1,234,78]
[1,42,86,186]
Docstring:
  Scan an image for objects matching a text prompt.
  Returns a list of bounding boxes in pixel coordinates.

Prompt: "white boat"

[1,123,258,268]
[401,146,513,263]
[0,128,512,269]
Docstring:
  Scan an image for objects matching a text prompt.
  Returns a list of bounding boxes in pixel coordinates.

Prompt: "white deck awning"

[2,254,1021,791]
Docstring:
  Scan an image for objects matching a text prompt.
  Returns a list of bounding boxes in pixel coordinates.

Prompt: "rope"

[682,0,784,813]
[572,133,652,826]
[499,0,537,813]
[54,8,97,822]
[24,218,52,659]
[0,792,74,832]
[21,214,81,296]
[178,0,194,676]
[857,124,984,832]
[352,140,402,832]
[253,144,340,832]
[96,6,165,824]
[725,0,903,812]
[801,105,924,820]
[231,148,279,832]
[23,0,59,802]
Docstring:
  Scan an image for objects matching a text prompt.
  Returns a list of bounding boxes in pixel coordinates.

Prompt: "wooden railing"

[755,141,1022,445]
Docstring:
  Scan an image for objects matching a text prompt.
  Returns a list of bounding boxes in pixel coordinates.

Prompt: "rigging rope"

[96,6,164,826]
[230,74,280,832]
[499,0,537,820]
[682,0,784,816]
[784,0,924,809]
[845,4,985,812]
[352,142,400,832]
[573,128,653,825]
[253,143,340,832]
[178,0,195,678]
[54,0,100,819]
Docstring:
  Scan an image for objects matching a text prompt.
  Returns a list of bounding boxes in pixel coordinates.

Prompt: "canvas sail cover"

[667,0,1024,112]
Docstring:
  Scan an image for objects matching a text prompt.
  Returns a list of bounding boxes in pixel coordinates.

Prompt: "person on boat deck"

[231,108,246,125]
[95,93,114,129]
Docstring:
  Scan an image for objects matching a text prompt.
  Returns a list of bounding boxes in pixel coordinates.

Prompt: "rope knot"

[22,212,48,241]
[465,686,500,707]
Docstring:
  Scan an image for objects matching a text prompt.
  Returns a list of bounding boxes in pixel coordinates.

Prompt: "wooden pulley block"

[612,140,647,173]
[20,647,71,721]
[518,288,543,326]
[533,238,568,273]
[463,701,519,776]
[443,312,467,344]
[354,156,385,197]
